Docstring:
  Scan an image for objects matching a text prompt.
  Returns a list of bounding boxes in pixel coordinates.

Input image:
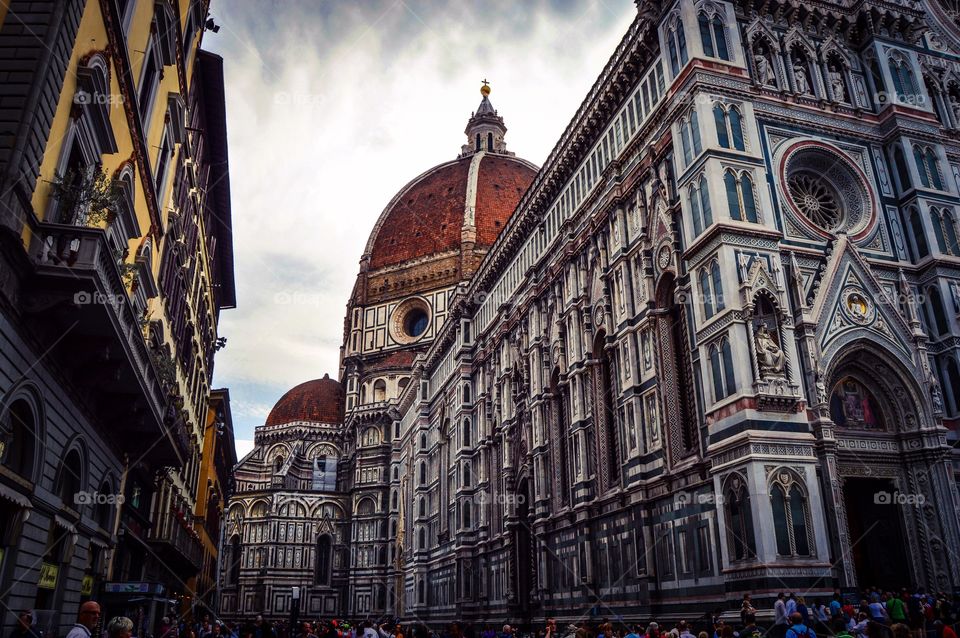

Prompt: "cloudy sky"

[202,0,638,458]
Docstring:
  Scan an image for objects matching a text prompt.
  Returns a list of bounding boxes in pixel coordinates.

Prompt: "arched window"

[711,260,724,312]
[373,379,386,402]
[315,535,332,585]
[700,269,714,318]
[1,397,37,480]
[947,358,960,414]
[418,527,426,549]
[418,497,426,517]
[95,480,114,530]
[667,17,689,76]
[419,461,427,485]
[550,369,571,507]
[592,331,621,491]
[914,146,942,189]
[462,383,471,404]
[714,105,729,148]
[908,207,929,260]
[930,208,960,255]
[228,534,242,586]
[699,261,724,319]
[690,181,704,236]
[58,448,83,507]
[724,170,757,223]
[463,461,472,486]
[699,174,712,228]
[927,287,949,336]
[770,471,812,557]
[275,456,284,472]
[888,53,917,101]
[391,490,398,509]
[487,132,494,150]
[709,337,736,401]
[714,104,745,151]
[462,418,471,447]
[475,133,481,151]
[698,11,729,60]
[724,475,756,560]
[463,502,472,528]
[893,145,911,192]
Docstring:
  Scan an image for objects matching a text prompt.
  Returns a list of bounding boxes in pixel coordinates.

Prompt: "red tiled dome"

[266,375,343,426]
[365,153,536,270]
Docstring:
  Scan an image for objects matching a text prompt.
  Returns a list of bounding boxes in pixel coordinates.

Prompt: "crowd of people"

[9,589,959,638]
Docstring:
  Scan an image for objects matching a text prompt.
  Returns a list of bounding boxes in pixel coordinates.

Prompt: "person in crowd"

[66,601,102,638]
[678,622,694,638]
[107,617,134,638]
[786,594,798,618]
[933,620,957,638]
[9,610,40,638]
[741,613,763,638]
[775,592,790,638]
[361,622,377,638]
[870,598,890,624]
[888,593,908,625]
[891,624,911,638]
[831,595,844,620]
[797,597,810,625]
[786,611,815,638]
[833,619,853,638]
[741,596,756,626]
[624,625,642,638]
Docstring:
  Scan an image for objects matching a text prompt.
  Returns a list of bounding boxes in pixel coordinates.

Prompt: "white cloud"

[204,0,638,440]
[235,439,255,460]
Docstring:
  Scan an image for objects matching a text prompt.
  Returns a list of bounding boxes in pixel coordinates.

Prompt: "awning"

[54,514,77,533]
[0,483,32,509]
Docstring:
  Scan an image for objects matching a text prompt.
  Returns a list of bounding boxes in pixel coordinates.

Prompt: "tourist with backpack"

[786,612,816,638]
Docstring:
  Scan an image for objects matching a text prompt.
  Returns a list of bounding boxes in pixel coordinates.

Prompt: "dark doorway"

[514,478,535,620]
[842,477,910,589]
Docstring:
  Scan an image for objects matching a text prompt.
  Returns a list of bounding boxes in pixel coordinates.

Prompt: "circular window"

[389,298,432,345]
[787,171,843,231]
[779,142,875,238]
[404,308,428,338]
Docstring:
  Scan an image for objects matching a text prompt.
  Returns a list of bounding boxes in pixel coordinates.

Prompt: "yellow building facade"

[0,0,233,634]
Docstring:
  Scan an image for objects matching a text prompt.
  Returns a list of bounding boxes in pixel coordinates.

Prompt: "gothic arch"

[824,339,931,432]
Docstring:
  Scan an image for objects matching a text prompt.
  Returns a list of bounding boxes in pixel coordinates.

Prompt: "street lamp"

[290,586,300,633]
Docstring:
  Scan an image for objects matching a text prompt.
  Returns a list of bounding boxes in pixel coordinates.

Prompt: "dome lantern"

[461,81,512,158]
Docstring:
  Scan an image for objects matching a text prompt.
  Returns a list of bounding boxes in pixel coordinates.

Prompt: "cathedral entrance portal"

[842,477,910,589]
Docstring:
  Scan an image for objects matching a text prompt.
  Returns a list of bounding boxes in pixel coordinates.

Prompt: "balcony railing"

[26,221,184,465]
[150,510,203,570]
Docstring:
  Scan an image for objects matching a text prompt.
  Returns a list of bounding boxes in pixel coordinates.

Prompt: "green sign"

[38,563,58,590]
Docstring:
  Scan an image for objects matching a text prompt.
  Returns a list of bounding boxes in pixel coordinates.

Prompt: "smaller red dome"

[266,375,343,426]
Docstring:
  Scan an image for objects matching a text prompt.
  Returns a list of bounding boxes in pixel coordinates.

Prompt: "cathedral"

[220,0,960,624]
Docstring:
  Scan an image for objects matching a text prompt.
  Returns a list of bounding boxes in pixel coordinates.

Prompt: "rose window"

[787,172,843,230]
[780,143,874,236]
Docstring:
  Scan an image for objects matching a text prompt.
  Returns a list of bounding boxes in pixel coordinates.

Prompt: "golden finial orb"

[480,81,491,97]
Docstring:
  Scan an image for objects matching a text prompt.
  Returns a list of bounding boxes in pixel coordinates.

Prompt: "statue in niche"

[793,56,811,95]
[754,46,774,86]
[755,325,786,377]
[828,61,847,102]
